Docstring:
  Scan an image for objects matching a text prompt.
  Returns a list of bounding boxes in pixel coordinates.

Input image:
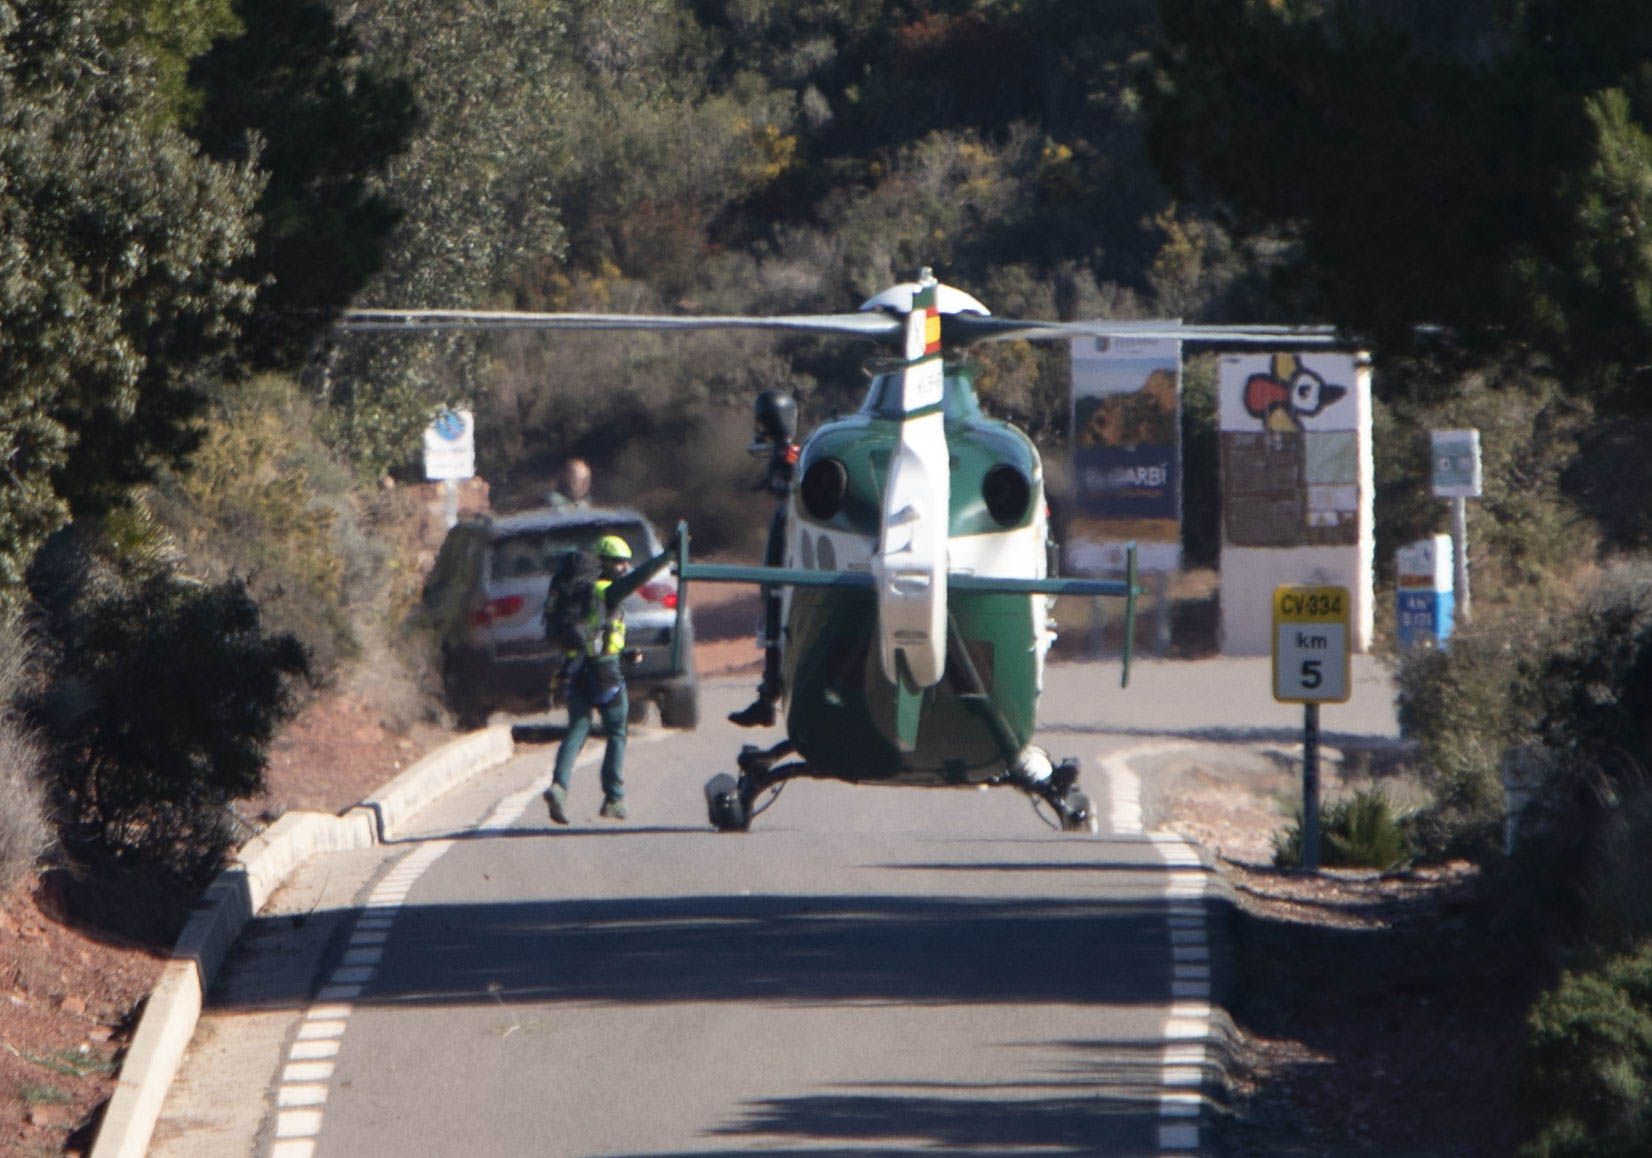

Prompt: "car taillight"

[639,580,678,609]
[470,594,525,626]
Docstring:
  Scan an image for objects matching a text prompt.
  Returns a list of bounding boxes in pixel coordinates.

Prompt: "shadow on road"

[211,888,1191,1013]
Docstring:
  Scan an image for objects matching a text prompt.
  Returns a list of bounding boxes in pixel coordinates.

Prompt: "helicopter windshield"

[861,363,983,423]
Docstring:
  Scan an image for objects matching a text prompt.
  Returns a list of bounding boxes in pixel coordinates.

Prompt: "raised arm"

[603,544,676,607]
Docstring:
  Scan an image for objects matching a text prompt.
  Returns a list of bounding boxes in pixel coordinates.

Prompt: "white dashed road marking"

[265,734,663,1155]
[1102,745,1222,1155]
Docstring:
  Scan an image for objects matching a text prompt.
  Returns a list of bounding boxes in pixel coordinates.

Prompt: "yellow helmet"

[594,534,632,560]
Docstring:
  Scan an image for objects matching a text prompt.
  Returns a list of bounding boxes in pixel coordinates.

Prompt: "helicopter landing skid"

[1006,757,1099,834]
[705,740,799,832]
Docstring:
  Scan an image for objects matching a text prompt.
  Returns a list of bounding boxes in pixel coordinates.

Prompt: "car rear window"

[488,521,653,581]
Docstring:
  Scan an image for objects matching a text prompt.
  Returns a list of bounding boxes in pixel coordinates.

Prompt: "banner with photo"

[1066,332,1183,574]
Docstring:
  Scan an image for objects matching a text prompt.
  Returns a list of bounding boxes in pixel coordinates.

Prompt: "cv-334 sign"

[1272,585,1351,704]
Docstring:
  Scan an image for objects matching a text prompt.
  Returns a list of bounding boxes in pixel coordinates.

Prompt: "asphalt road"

[152,658,1400,1157]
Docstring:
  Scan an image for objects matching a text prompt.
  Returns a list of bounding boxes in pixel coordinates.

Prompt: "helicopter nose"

[873,431,948,694]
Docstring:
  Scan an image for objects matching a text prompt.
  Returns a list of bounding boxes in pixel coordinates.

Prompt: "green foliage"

[0,607,51,889]
[29,521,309,879]
[146,375,357,681]
[1587,786,1652,952]
[1375,372,1596,595]
[1529,565,1652,800]
[1145,0,1652,411]
[1398,565,1652,939]
[1272,789,1413,872]
[320,0,1234,484]
[188,0,416,371]
[1520,943,1652,1157]
[1394,622,1528,860]
[105,0,242,123]
[0,0,261,600]
[317,0,585,475]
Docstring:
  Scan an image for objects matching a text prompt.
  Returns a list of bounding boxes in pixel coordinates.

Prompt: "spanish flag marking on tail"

[905,280,940,361]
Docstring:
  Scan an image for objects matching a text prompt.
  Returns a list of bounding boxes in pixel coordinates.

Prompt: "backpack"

[543,549,603,653]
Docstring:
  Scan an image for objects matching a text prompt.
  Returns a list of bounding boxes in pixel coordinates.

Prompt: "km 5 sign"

[1272,586,1351,703]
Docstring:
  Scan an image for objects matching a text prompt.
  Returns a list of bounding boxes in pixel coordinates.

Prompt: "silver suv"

[421,507,697,729]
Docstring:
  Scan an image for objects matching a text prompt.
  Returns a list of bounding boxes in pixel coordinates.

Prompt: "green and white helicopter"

[343,271,1337,832]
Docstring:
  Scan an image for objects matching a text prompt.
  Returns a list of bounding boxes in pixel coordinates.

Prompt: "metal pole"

[1153,571,1171,657]
[441,478,459,529]
[1302,702,1321,872]
[1451,496,1470,622]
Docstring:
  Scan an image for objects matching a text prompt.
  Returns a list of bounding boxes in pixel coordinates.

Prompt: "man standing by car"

[547,457,593,510]
[544,533,676,823]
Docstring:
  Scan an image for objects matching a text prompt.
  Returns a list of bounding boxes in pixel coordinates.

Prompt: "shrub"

[1587,786,1652,951]
[1272,789,1412,872]
[0,608,50,889]
[1394,625,1526,860]
[1520,943,1652,1157]
[1492,566,1652,945]
[40,574,309,881]
[146,374,357,683]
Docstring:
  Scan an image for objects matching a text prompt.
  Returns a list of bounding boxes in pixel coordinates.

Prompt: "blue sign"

[1397,589,1455,650]
[433,408,466,441]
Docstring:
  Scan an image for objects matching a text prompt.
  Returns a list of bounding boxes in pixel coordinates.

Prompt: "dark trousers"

[552,667,628,801]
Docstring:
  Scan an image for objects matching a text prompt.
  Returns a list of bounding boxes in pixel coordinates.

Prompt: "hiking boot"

[727,698,777,728]
[543,783,570,825]
[599,797,628,821]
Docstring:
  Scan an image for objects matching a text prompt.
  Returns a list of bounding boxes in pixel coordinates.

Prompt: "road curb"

[348,724,515,842]
[90,725,515,1158]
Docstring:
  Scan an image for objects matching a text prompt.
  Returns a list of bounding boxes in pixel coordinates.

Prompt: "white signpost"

[1273,585,1352,871]
[422,407,475,529]
[1430,428,1481,621]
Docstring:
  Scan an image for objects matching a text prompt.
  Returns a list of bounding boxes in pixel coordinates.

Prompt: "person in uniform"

[543,533,675,822]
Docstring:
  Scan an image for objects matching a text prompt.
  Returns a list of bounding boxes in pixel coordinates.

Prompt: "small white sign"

[423,407,475,481]
[1431,429,1482,498]
[1396,534,1454,591]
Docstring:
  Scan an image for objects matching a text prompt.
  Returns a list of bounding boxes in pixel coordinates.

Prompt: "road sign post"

[1272,585,1352,871]
[1431,429,1481,622]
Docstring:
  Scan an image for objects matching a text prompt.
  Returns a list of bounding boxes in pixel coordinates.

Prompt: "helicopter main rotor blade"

[338,309,904,343]
[942,314,1345,348]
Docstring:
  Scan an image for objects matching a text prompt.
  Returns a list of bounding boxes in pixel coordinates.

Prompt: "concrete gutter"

[90,724,515,1158]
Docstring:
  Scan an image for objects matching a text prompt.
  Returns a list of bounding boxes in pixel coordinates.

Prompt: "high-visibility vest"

[586,578,625,656]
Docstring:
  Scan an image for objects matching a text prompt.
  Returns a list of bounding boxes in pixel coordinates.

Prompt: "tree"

[188,0,416,372]
[0,0,261,595]
[106,0,241,122]
[1144,0,1652,408]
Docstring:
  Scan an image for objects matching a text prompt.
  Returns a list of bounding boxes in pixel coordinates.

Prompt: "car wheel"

[442,655,490,731]
[659,680,699,729]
